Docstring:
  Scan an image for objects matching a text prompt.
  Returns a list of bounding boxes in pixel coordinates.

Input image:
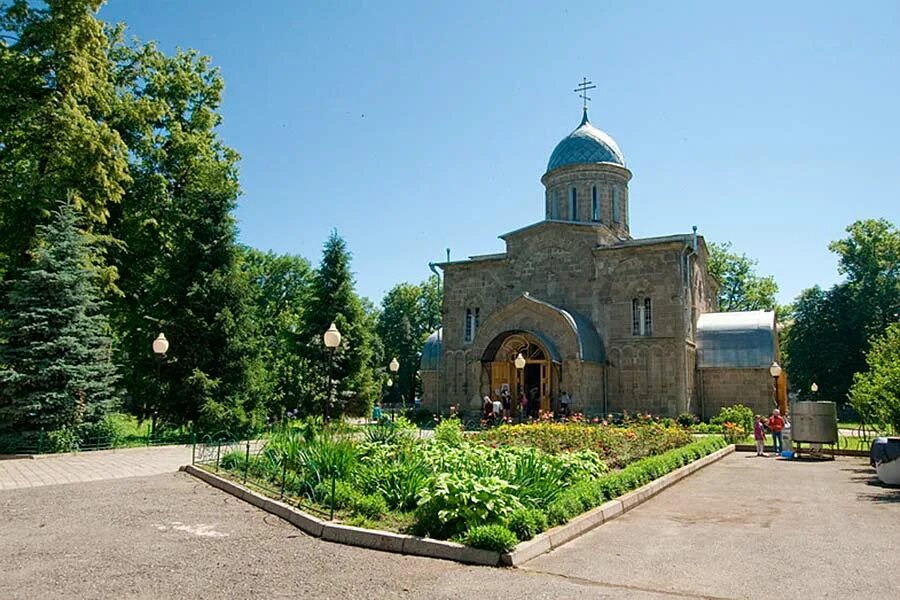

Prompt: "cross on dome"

[574,77,596,112]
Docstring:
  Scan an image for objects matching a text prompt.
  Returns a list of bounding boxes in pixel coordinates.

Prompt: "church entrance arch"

[482,331,556,414]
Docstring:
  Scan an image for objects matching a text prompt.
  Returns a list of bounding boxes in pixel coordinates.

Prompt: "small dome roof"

[420,328,442,371]
[546,109,625,173]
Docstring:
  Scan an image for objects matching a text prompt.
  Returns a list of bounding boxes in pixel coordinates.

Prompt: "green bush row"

[461,435,726,552]
[544,436,727,528]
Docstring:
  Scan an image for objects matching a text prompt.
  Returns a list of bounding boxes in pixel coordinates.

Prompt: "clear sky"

[98,0,899,306]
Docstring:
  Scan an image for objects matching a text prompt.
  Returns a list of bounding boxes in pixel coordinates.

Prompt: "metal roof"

[696,311,776,368]
[546,109,625,173]
[419,328,442,371]
[520,294,605,363]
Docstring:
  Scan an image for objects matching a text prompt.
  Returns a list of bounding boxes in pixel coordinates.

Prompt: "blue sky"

[98,0,900,306]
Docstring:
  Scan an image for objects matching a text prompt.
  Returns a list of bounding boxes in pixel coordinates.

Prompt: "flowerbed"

[474,421,692,468]
[214,418,721,553]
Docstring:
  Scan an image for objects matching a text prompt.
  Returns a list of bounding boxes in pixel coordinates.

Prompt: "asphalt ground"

[526,453,900,600]
[1,452,897,599]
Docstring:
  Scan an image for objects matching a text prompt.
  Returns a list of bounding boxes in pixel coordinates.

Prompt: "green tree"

[106,39,261,433]
[829,219,900,335]
[241,247,313,417]
[0,0,130,281]
[708,241,778,312]
[783,285,868,403]
[0,201,119,435]
[299,231,375,418]
[377,276,442,405]
[850,323,900,433]
[783,219,899,404]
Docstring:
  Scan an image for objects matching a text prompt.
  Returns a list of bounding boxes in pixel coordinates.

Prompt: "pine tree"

[299,231,375,418]
[0,201,119,435]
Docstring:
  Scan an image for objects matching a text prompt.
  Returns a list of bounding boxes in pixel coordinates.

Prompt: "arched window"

[632,297,652,336]
[591,185,600,222]
[569,187,577,221]
[612,186,621,223]
[464,308,479,343]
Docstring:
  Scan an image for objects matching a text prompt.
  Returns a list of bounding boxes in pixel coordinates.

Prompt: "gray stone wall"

[699,368,775,421]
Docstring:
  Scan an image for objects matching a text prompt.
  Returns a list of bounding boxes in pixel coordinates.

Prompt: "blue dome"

[546,110,625,172]
[420,328,442,371]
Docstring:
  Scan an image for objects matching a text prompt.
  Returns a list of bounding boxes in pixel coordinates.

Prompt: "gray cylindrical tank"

[791,401,838,444]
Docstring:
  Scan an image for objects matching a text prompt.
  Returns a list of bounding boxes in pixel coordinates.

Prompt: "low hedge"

[544,435,726,530]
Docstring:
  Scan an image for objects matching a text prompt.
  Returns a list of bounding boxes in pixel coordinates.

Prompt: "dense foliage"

[784,219,899,405]
[0,202,119,436]
[214,419,720,551]
[850,323,900,433]
[708,241,779,313]
[0,2,442,445]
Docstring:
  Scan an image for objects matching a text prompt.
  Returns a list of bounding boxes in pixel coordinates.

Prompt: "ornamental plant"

[414,472,523,538]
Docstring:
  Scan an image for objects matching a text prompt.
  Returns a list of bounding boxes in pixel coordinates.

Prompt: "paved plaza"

[0,449,897,599]
[0,445,191,490]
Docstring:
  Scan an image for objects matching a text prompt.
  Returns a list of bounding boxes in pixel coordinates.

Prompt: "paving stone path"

[0,445,192,490]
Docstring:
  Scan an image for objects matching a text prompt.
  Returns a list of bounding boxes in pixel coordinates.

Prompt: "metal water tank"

[791,401,838,444]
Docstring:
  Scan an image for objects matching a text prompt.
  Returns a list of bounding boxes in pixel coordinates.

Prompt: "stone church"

[420,102,783,419]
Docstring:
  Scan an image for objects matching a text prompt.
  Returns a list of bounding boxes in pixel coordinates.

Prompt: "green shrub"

[546,490,582,526]
[507,507,548,541]
[568,480,604,510]
[676,413,698,427]
[314,479,357,509]
[461,524,518,553]
[363,423,400,445]
[47,427,78,453]
[414,472,523,539]
[296,436,358,495]
[350,493,388,519]
[711,404,753,438]
[219,450,247,471]
[433,417,464,446]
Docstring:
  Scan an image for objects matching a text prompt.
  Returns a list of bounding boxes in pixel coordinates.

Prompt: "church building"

[420,92,783,419]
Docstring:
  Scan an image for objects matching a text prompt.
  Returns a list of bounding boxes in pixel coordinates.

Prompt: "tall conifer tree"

[0,201,119,434]
[300,231,374,417]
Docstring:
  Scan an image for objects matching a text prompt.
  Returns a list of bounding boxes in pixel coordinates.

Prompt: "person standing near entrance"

[753,415,766,457]
[483,396,493,421]
[560,391,571,417]
[518,391,528,423]
[767,408,785,456]
[501,388,512,421]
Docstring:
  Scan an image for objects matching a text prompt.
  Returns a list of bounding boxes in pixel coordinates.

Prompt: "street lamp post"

[389,357,400,422]
[514,352,526,421]
[769,361,783,414]
[322,323,341,423]
[151,333,169,438]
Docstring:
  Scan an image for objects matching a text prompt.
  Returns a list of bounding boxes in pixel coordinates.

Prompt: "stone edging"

[182,444,734,568]
[180,465,501,566]
[499,444,735,566]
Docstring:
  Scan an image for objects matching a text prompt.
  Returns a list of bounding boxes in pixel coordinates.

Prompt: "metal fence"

[0,428,194,456]
[191,435,334,520]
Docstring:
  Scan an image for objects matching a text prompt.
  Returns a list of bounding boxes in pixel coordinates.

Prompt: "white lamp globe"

[389,357,400,373]
[323,323,341,348]
[514,353,526,370]
[768,362,782,378]
[152,333,169,356]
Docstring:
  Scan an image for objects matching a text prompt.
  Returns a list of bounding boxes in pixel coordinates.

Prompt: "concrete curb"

[181,464,501,566]
[499,444,734,567]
